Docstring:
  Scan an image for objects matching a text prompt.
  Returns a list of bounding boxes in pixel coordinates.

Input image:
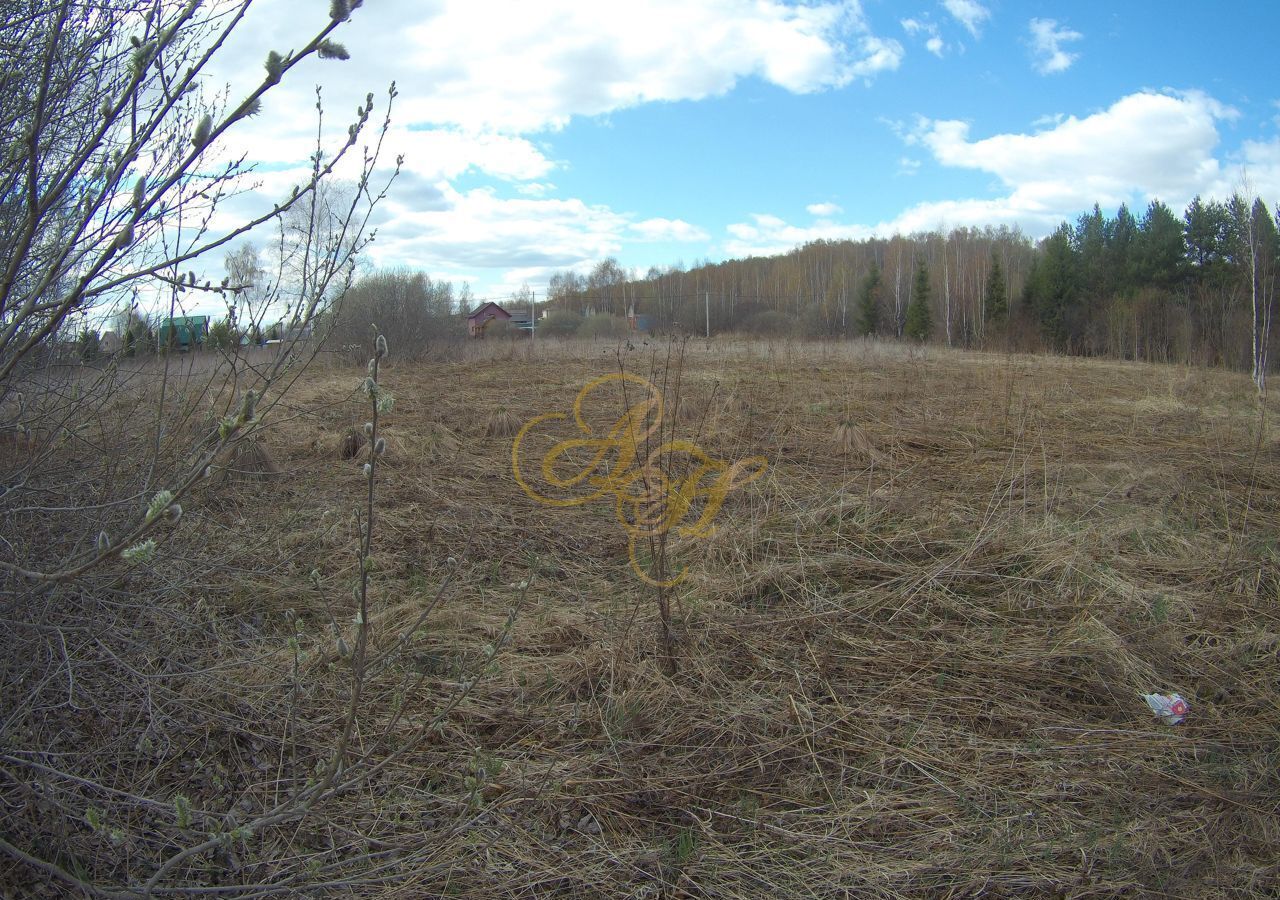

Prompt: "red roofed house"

[467,301,511,337]
[467,301,534,338]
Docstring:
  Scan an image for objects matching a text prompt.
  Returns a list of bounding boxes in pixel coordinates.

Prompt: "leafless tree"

[0,1,446,894]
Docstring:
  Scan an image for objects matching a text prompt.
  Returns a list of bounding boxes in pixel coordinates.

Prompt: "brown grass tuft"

[213,438,281,481]
[834,420,881,461]
[483,406,522,438]
[338,427,366,459]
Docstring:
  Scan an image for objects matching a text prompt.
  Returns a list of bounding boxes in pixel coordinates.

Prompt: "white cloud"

[807,202,843,217]
[901,16,945,56]
[941,0,990,37]
[224,0,903,135]
[516,182,555,197]
[913,91,1235,209]
[375,184,629,276]
[630,218,710,242]
[897,157,922,176]
[725,90,1280,258]
[847,35,905,80]
[1237,138,1280,201]
[1028,18,1082,75]
[192,0,912,295]
[725,213,873,257]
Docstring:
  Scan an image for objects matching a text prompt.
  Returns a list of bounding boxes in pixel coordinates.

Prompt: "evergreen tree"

[904,262,932,341]
[1031,224,1079,349]
[207,318,238,350]
[1184,195,1230,270]
[1105,203,1138,293]
[1135,199,1186,289]
[856,263,882,336]
[983,252,1008,326]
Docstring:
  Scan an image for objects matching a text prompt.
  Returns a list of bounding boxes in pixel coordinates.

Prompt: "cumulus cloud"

[941,0,990,37]
[913,91,1235,208]
[725,213,875,257]
[1028,18,1082,74]
[375,184,629,274]
[724,90,1280,257]
[806,202,843,217]
[196,0,912,294]
[217,0,900,135]
[630,218,710,242]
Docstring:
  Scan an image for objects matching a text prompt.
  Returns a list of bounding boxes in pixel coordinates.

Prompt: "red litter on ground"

[1143,693,1189,725]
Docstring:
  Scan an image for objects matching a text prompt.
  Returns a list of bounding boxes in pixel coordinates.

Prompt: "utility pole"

[705,290,710,339]
[530,290,536,343]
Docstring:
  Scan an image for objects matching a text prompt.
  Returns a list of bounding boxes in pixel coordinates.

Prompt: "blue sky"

[207,0,1280,303]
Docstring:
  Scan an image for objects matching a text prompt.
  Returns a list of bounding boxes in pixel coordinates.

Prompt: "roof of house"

[467,301,510,320]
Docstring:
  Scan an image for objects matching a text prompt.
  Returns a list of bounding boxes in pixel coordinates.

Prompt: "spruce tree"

[904,262,932,341]
[984,252,1008,325]
[856,263,882,336]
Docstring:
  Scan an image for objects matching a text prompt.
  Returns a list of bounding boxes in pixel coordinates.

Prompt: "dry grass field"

[6,338,1280,897]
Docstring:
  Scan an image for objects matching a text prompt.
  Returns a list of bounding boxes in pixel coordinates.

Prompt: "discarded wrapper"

[1142,692,1188,725]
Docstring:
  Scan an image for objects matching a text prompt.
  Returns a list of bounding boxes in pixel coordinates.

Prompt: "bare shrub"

[579,314,632,340]
[0,2,499,895]
[323,268,466,361]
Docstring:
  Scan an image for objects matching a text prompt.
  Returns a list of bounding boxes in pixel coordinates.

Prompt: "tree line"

[546,194,1280,386]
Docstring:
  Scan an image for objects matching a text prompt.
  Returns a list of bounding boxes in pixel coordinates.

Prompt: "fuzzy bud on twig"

[121,539,157,564]
[362,422,373,436]
[147,490,175,521]
[316,40,349,60]
[239,389,259,422]
[373,437,386,456]
[192,114,212,148]
[111,223,134,252]
[264,50,284,85]
[375,334,388,358]
[97,531,111,552]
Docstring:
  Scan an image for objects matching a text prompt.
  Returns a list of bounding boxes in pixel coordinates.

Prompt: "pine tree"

[856,263,882,336]
[984,252,1007,326]
[1033,224,1079,349]
[904,262,932,341]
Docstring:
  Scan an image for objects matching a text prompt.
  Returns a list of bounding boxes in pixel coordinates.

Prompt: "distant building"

[158,315,209,349]
[467,301,510,337]
[99,331,122,355]
[467,302,536,337]
[282,322,313,343]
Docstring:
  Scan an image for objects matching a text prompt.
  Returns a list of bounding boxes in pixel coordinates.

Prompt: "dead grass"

[4,339,1279,897]
[483,406,523,438]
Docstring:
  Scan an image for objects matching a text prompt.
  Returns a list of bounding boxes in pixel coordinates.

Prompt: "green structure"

[158,315,209,349]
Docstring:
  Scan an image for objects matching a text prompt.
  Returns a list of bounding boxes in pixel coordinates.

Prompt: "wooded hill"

[546,195,1279,380]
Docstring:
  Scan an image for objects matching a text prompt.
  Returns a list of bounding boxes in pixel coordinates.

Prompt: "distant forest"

[545,194,1279,380]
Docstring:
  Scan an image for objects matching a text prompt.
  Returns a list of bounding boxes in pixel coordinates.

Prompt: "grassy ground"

[9,338,1280,897]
